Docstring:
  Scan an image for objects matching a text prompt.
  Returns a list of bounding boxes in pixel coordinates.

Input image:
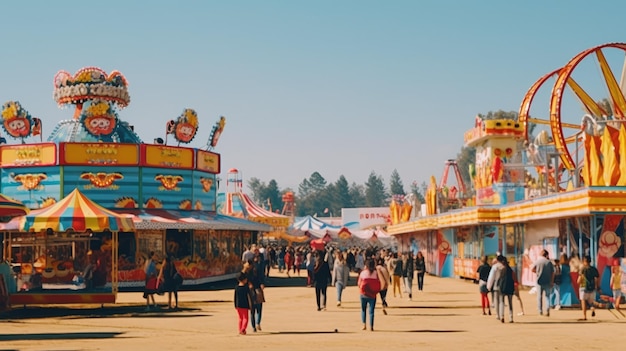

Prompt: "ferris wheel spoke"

[566,77,607,117]
[595,49,626,118]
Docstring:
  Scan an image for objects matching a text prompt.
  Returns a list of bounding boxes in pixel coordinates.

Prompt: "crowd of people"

[234,243,428,334]
[142,241,625,334]
[476,250,622,323]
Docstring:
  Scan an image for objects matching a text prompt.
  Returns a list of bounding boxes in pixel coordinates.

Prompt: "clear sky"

[1,0,625,192]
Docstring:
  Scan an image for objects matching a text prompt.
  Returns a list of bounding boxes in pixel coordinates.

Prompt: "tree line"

[247,169,426,217]
[247,109,538,217]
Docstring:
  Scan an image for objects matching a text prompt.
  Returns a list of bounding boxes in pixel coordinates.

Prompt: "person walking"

[610,260,623,311]
[246,253,266,332]
[358,258,380,331]
[234,272,253,335]
[332,250,349,307]
[313,251,331,311]
[532,249,554,316]
[306,251,315,287]
[476,255,491,316]
[551,258,562,310]
[391,252,403,298]
[158,254,182,310]
[500,256,516,323]
[403,252,415,300]
[143,251,158,311]
[487,255,506,322]
[284,249,294,278]
[375,257,391,315]
[415,251,426,291]
[577,255,600,320]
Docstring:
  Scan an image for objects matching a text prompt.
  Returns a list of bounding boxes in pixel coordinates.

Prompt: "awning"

[115,209,271,232]
[23,189,135,232]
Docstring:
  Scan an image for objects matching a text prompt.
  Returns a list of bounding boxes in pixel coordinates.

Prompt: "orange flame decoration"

[13,173,47,191]
[155,174,184,190]
[80,172,124,188]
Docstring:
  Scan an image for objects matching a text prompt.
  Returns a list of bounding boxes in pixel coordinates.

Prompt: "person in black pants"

[415,251,426,291]
[313,251,331,311]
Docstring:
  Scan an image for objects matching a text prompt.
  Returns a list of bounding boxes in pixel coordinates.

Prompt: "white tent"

[290,215,341,233]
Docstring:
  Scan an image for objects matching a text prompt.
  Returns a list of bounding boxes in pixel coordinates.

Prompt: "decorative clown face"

[5,117,31,138]
[175,122,196,143]
[84,115,116,136]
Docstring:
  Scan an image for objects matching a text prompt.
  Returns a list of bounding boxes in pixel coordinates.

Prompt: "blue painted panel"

[1,166,61,209]
[62,166,140,209]
[192,171,216,212]
[141,167,193,210]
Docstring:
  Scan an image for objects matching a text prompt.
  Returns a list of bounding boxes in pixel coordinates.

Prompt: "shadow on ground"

[1,305,207,320]
[0,332,124,341]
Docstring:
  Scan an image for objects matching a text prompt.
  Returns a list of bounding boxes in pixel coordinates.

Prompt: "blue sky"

[1,1,625,192]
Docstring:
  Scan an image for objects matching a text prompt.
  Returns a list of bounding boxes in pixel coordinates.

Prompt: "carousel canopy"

[22,188,135,232]
[0,193,30,218]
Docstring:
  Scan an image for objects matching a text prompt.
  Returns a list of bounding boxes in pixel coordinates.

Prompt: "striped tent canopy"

[0,193,29,218]
[221,192,290,228]
[290,215,341,232]
[22,188,135,232]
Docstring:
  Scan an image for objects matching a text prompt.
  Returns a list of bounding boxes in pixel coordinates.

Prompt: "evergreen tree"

[334,175,353,209]
[349,183,366,207]
[365,171,388,207]
[265,179,283,213]
[389,169,405,195]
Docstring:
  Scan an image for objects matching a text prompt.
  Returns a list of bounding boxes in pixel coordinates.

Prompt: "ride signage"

[60,143,139,166]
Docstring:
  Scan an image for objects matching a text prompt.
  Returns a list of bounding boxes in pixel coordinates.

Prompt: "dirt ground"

[1,269,624,351]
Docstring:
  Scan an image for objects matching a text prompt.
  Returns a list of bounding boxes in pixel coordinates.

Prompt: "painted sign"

[0,143,57,167]
[342,207,391,229]
[63,166,140,209]
[61,143,139,166]
[196,150,220,174]
[141,144,194,169]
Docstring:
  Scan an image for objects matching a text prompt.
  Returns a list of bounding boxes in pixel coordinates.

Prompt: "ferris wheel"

[519,43,626,186]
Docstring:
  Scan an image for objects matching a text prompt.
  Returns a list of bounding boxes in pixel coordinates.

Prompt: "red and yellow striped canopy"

[0,194,29,217]
[23,188,135,232]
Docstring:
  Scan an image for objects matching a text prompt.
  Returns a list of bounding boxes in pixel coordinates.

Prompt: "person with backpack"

[358,257,380,331]
[577,255,600,320]
[531,249,555,317]
[499,256,516,323]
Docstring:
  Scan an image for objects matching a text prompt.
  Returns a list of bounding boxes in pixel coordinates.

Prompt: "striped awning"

[22,188,135,232]
[115,209,271,232]
[0,193,29,217]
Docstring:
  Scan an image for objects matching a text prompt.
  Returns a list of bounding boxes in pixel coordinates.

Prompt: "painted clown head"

[2,101,32,138]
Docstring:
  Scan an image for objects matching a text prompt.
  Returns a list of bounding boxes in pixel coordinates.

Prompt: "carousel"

[388,43,626,307]
[0,67,269,307]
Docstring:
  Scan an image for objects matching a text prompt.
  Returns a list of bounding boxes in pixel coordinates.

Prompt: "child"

[610,263,623,311]
[234,272,253,335]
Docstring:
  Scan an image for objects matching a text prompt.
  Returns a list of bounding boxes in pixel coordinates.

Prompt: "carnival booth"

[388,43,626,307]
[3,188,134,305]
[0,67,270,301]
